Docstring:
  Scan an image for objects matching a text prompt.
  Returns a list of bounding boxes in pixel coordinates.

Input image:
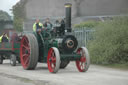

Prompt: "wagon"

[0,33,21,66]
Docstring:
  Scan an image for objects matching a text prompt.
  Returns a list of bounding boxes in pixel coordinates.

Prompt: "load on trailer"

[20,3,90,73]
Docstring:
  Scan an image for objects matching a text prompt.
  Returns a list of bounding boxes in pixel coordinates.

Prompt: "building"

[20,0,128,19]
[18,0,128,31]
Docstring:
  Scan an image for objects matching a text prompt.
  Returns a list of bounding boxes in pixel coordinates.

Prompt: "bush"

[88,16,128,64]
[74,20,99,28]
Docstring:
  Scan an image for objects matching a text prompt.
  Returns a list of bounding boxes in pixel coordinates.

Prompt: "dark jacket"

[44,22,52,29]
[2,36,8,42]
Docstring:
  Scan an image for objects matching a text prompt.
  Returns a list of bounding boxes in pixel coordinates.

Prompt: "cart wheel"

[17,59,21,64]
[10,54,16,66]
[47,47,60,73]
[60,61,70,69]
[0,56,3,64]
[76,47,90,72]
[20,34,39,70]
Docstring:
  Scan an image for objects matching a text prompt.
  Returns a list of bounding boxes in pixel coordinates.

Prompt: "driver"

[44,18,52,29]
[33,19,43,32]
[0,33,9,43]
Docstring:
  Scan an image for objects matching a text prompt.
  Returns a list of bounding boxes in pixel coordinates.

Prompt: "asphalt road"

[0,60,128,85]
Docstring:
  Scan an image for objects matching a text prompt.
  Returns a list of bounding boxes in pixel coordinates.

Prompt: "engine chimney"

[65,3,72,32]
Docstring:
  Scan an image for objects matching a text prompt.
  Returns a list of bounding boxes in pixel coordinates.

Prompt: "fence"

[73,28,95,47]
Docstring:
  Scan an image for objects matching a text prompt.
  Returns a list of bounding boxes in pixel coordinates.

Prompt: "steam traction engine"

[20,3,90,73]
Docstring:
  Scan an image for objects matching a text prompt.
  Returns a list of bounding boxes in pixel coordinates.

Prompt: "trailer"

[0,33,21,66]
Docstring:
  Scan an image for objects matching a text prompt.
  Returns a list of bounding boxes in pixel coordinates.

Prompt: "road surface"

[0,60,128,85]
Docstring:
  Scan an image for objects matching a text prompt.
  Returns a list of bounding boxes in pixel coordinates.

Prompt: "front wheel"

[76,47,90,72]
[47,47,60,73]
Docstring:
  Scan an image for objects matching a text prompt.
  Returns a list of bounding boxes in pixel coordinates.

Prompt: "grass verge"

[101,63,128,70]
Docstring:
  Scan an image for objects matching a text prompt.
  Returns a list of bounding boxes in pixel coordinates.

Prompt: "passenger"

[33,19,43,32]
[54,19,60,27]
[54,19,65,28]
[60,19,65,35]
[44,18,52,29]
[0,33,9,43]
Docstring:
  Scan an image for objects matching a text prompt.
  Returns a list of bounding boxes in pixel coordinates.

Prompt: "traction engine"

[20,3,90,73]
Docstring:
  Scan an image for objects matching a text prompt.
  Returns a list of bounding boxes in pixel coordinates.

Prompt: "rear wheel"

[10,54,16,66]
[47,47,60,73]
[20,34,39,70]
[76,47,90,72]
[60,61,70,69]
[0,56,3,64]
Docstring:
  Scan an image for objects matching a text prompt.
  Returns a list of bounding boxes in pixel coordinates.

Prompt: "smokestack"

[65,3,72,32]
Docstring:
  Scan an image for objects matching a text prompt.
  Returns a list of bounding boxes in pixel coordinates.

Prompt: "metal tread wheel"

[20,34,39,70]
[47,47,60,73]
[10,54,16,66]
[76,47,90,72]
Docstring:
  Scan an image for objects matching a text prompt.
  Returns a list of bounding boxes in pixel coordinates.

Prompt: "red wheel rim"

[47,48,56,72]
[76,48,86,72]
[20,36,30,69]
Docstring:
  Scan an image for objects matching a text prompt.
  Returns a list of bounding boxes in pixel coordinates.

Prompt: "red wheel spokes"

[50,50,56,64]
[81,57,86,62]
[76,48,87,72]
[20,36,30,69]
[22,45,30,51]
[51,63,55,68]
[24,57,29,65]
[47,48,57,72]
[22,54,29,58]
[51,57,56,63]
[50,52,56,69]
[22,54,29,65]
[23,37,29,45]
[80,62,85,70]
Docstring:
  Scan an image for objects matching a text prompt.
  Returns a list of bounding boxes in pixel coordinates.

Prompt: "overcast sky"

[0,0,20,16]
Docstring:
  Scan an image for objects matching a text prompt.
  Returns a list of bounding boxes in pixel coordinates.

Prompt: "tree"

[0,10,11,20]
[13,0,27,32]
